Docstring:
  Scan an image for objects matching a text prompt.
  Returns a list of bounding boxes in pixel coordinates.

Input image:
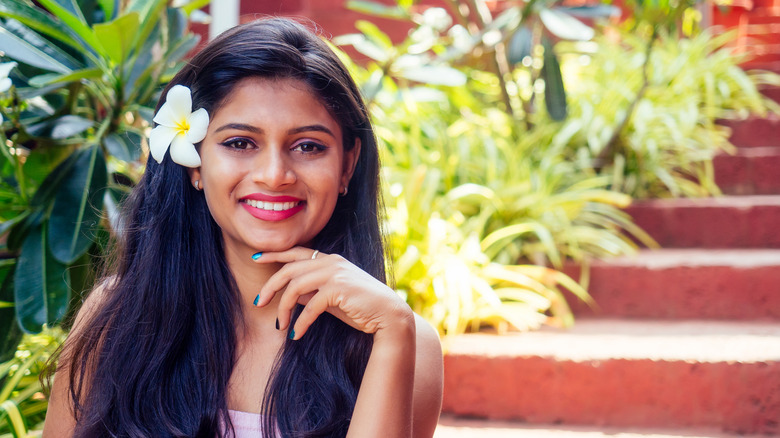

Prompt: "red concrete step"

[441,320,780,435]
[718,114,780,148]
[435,415,771,438]
[714,146,780,195]
[565,249,780,320]
[625,195,780,248]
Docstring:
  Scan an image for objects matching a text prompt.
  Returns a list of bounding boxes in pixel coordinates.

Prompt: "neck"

[223,243,285,340]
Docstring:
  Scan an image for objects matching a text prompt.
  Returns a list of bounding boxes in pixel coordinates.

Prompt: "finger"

[255,256,327,307]
[275,270,331,330]
[251,246,322,264]
[290,289,332,340]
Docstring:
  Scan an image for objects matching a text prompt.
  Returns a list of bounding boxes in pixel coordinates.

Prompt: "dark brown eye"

[293,142,326,154]
[221,138,252,150]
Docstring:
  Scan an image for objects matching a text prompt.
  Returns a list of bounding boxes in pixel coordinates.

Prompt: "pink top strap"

[226,409,264,437]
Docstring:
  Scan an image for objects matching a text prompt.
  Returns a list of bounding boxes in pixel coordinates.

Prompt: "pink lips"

[240,193,305,221]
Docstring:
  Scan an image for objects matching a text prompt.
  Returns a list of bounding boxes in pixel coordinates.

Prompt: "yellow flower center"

[175,119,190,136]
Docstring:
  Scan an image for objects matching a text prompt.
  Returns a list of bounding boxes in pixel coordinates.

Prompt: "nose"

[251,147,296,189]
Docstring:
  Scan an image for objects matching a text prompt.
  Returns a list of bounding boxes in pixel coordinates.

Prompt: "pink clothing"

[225,409,265,437]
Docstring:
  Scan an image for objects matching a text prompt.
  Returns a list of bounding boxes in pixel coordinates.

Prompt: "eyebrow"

[214,123,336,138]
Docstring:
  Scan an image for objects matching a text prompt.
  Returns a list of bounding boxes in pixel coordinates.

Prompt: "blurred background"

[0,0,778,436]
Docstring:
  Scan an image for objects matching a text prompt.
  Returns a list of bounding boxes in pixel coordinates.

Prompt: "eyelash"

[219,138,327,155]
[292,142,327,154]
[219,138,252,151]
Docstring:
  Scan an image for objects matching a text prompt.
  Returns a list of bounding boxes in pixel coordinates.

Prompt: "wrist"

[373,305,416,347]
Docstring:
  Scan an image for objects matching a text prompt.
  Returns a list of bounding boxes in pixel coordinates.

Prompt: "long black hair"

[63,18,385,437]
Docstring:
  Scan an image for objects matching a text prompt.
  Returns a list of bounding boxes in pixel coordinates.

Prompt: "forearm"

[347,314,416,438]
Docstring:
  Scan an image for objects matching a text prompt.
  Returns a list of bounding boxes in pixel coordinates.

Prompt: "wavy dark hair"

[62,18,385,437]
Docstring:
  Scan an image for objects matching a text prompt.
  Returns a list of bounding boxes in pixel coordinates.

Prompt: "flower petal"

[165,85,193,119]
[0,78,11,93]
[185,108,209,143]
[153,85,192,126]
[170,134,201,167]
[0,62,17,78]
[149,125,178,164]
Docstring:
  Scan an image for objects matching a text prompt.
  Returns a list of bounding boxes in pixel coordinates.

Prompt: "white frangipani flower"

[149,85,209,168]
[0,62,17,93]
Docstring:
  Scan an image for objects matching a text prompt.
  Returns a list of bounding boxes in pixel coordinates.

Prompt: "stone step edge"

[583,248,780,269]
[626,194,780,209]
[435,416,767,438]
[442,319,780,363]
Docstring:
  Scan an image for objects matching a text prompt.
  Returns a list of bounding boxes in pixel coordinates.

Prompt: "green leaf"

[48,145,107,264]
[541,38,567,121]
[0,25,74,73]
[355,20,393,49]
[346,0,409,20]
[508,26,533,65]
[539,8,595,41]
[397,65,467,87]
[0,212,30,239]
[104,131,142,162]
[335,33,390,63]
[28,152,80,209]
[0,400,28,437]
[128,0,167,58]
[180,0,211,15]
[5,209,44,253]
[36,0,104,57]
[93,12,140,66]
[14,223,71,333]
[0,262,23,362]
[26,115,94,139]
[27,67,102,87]
[0,0,82,49]
[166,6,187,42]
[97,0,117,20]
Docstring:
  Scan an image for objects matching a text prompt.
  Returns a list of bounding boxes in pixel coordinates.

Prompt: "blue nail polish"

[288,329,295,340]
[251,252,263,260]
[253,294,260,306]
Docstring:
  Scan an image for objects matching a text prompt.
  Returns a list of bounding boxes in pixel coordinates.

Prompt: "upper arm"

[412,313,443,438]
[42,281,111,438]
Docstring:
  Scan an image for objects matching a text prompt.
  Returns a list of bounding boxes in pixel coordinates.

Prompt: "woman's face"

[190,77,359,257]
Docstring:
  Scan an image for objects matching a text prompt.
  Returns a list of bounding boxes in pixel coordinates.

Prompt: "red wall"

[201,0,780,75]
[712,0,780,72]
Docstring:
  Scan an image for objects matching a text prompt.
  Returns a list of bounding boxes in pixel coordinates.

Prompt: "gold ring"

[311,250,319,260]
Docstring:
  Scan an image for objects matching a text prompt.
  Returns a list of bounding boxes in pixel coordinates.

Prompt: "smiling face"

[190,77,359,258]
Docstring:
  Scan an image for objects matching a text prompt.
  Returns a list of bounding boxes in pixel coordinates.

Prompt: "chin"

[251,238,312,252]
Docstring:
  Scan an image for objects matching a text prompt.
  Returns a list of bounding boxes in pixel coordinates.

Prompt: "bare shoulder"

[412,313,443,437]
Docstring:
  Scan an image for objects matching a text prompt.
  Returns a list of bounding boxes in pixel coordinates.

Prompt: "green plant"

[555,27,780,197]
[0,330,63,437]
[0,0,207,360]
[332,6,655,334]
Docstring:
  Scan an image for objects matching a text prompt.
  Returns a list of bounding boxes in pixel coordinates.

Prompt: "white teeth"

[244,200,299,211]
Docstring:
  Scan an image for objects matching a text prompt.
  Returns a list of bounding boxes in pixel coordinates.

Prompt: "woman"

[43,18,443,437]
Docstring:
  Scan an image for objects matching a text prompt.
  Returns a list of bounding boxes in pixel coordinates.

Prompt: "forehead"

[212,77,339,129]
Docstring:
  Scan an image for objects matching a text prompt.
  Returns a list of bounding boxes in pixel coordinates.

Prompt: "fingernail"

[251,252,263,260]
[288,329,295,340]
[275,318,280,330]
[253,294,260,306]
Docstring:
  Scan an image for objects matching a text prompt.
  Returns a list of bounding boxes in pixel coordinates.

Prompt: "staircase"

[436,116,780,438]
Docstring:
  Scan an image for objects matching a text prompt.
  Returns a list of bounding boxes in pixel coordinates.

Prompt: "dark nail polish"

[251,252,263,260]
[253,294,260,306]
[288,329,295,340]
[275,318,280,330]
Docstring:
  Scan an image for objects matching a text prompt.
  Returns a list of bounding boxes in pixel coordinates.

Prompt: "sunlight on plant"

[0,329,63,437]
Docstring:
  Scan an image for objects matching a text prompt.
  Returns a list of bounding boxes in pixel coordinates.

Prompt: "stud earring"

[194,180,200,190]
[340,186,348,197]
